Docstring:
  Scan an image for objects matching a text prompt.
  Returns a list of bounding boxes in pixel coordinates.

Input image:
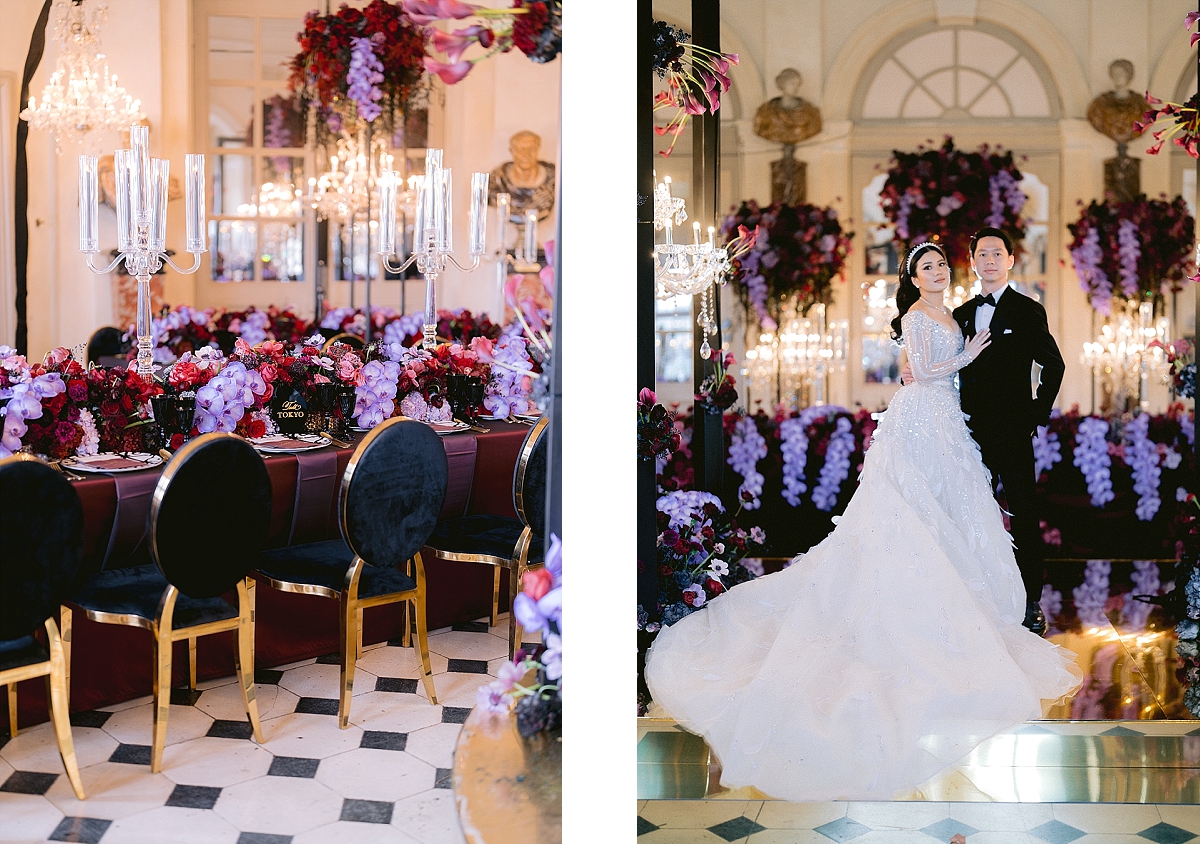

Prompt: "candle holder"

[78,125,206,382]
[378,149,489,349]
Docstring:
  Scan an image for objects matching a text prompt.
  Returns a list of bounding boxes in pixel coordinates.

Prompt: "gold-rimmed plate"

[63,452,164,473]
[249,433,332,453]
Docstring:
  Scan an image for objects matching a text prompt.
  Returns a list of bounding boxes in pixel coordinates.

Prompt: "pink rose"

[259,362,278,382]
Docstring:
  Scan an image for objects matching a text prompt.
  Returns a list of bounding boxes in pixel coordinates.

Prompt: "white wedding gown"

[644,311,1082,801]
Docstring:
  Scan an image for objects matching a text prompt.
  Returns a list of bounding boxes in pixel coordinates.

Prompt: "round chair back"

[86,326,130,366]
[513,415,549,531]
[340,418,448,568]
[0,456,84,639]
[150,434,272,598]
[323,332,365,352]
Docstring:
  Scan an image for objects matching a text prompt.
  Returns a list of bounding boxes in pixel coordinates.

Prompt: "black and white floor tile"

[0,618,533,844]
[636,800,1200,843]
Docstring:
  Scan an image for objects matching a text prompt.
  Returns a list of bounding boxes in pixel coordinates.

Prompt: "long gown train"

[643,311,1082,801]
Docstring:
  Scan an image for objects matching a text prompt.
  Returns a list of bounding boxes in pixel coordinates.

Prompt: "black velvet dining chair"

[253,417,448,728]
[63,434,271,772]
[424,414,549,657]
[0,455,87,799]
[85,325,131,366]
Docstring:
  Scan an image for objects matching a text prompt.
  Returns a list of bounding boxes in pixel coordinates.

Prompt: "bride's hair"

[891,242,947,341]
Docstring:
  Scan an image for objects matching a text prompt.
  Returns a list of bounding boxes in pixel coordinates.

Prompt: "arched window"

[855,24,1059,120]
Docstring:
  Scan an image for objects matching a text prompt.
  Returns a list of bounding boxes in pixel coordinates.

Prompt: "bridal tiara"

[905,241,943,273]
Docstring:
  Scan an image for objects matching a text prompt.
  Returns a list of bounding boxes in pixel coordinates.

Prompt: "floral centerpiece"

[648,490,763,628]
[722,201,852,328]
[402,0,562,85]
[637,388,680,461]
[212,306,311,350]
[1152,338,1196,399]
[320,306,500,349]
[650,20,738,157]
[288,0,429,140]
[0,346,161,459]
[477,534,561,737]
[1066,195,1195,315]
[878,136,1027,268]
[132,304,312,364]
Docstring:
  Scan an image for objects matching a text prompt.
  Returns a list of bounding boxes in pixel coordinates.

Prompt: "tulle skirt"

[643,381,1082,801]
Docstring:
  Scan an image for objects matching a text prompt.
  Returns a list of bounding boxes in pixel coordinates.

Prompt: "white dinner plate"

[249,433,332,453]
[426,420,471,435]
[63,452,164,473]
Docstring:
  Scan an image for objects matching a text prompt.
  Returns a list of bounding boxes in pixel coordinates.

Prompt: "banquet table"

[7,419,533,727]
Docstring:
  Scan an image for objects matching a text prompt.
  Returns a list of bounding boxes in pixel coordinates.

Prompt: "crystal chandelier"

[652,176,729,299]
[20,0,143,150]
[1082,300,1171,412]
[743,303,849,410]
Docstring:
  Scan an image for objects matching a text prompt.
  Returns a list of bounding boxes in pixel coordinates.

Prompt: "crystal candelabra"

[378,148,489,348]
[20,0,143,150]
[1082,300,1170,412]
[78,125,205,381]
[491,193,543,318]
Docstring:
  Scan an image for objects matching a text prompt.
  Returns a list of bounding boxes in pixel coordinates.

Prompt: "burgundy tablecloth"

[8,420,532,726]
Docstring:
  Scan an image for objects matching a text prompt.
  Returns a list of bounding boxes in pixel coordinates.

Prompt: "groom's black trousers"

[971,427,1043,601]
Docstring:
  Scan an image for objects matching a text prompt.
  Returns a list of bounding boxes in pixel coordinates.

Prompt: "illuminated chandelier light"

[20,0,143,150]
[744,303,849,410]
[309,130,396,227]
[1082,300,1171,412]
[652,175,729,300]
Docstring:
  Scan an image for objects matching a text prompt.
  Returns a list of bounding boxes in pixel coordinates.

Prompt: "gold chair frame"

[251,417,439,729]
[321,332,366,352]
[62,434,264,773]
[426,415,549,657]
[1,617,86,800]
[1,453,86,798]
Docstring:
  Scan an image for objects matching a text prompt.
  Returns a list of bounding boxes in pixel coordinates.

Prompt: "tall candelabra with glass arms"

[78,125,205,381]
[377,149,488,349]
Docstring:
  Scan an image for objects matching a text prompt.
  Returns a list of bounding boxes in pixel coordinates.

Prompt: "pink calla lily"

[433,25,488,64]
[401,0,440,25]
[437,0,478,18]
[424,57,474,85]
[1187,10,1200,28]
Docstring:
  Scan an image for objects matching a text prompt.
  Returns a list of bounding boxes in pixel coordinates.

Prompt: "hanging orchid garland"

[1073,416,1115,507]
[1123,413,1162,521]
[1033,420,1062,478]
[1074,559,1112,630]
[728,415,767,510]
[812,416,855,512]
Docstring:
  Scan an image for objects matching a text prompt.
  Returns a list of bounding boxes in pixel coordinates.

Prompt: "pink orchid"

[425,57,473,85]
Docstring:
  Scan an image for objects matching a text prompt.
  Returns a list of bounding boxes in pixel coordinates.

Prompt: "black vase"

[270,387,309,435]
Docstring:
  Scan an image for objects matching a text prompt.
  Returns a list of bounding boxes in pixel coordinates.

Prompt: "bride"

[643,241,1082,802]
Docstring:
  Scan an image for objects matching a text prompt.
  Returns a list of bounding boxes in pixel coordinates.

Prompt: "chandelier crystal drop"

[20,0,143,150]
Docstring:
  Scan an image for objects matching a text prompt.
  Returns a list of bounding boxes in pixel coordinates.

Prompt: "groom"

[905,227,1065,635]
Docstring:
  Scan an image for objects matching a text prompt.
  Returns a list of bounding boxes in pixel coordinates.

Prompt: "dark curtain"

[14,0,53,354]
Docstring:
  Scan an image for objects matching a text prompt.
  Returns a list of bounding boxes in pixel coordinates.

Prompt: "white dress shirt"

[974,283,1009,333]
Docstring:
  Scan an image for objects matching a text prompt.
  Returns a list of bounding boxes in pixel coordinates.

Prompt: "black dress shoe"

[1023,600,1047,637]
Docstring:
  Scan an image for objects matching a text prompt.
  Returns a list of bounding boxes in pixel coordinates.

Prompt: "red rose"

[522,567,554,601]
[169,433,184,450]
[247,418,267,439]
[44,393,67,415]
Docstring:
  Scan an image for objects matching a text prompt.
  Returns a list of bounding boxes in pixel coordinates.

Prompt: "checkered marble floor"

[0,618,535,844]
[636,800,1200,843]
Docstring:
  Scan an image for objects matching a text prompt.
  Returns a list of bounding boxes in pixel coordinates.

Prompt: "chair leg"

[45,618,85,800]
[401,597,412,649]
[187,636,198,691]
[246,576,257,671]
[59,605,72,714]
[338,592,359,730]
[509,563,525,658]
[412,553,438,705]
[233,579,264,743]
[356,608,364,662]
[491,567,502,628]
[150,587,179,774]
[413,598,437,706]
[6,683,16,737]
[150,631,172,773]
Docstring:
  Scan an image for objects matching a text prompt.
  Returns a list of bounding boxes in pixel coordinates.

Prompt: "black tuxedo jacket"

[952,287,1064,440]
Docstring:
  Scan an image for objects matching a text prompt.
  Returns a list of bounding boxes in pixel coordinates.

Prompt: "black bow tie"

[973,293,997,308]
